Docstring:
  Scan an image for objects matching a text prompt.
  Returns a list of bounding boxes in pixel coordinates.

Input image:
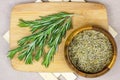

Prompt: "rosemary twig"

[8,12,73,67]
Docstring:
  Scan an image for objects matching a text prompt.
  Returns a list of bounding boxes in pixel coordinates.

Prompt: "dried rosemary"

[68,30,113,73]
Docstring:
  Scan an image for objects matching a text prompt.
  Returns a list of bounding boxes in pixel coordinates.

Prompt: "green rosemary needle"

[8,12,73,67]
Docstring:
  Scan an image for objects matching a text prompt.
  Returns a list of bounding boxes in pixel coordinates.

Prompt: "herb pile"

[68,30,113,73]
[8,12,73,67]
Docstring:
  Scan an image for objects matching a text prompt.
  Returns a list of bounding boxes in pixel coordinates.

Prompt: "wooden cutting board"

[10,2,108,72]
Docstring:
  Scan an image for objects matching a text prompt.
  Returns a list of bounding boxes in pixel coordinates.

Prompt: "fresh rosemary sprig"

[8,12,73,67]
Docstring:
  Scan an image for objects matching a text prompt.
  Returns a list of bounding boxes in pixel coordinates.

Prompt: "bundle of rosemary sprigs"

[8,12,73,67]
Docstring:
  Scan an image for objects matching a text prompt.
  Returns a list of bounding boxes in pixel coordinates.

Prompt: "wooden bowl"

[64,25,117,78]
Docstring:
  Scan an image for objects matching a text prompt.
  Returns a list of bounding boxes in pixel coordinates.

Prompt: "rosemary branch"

[8,12,73,67]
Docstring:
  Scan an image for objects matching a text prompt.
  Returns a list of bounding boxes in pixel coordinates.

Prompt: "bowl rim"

[64,25,117,78]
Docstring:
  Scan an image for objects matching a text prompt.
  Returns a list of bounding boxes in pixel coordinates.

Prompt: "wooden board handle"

[36,0,86,2]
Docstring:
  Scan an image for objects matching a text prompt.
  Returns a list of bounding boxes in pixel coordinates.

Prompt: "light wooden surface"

[10,2,108,72]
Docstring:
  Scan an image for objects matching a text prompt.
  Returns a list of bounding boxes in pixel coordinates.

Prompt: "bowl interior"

[64,25,117,78]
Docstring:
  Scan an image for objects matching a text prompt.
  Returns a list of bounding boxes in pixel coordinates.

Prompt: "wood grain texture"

[10,2,108,72]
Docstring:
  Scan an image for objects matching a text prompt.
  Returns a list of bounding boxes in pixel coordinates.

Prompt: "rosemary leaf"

[8,12,73,67]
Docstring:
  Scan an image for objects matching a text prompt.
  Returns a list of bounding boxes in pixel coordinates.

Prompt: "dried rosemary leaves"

[68,30,113,73]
